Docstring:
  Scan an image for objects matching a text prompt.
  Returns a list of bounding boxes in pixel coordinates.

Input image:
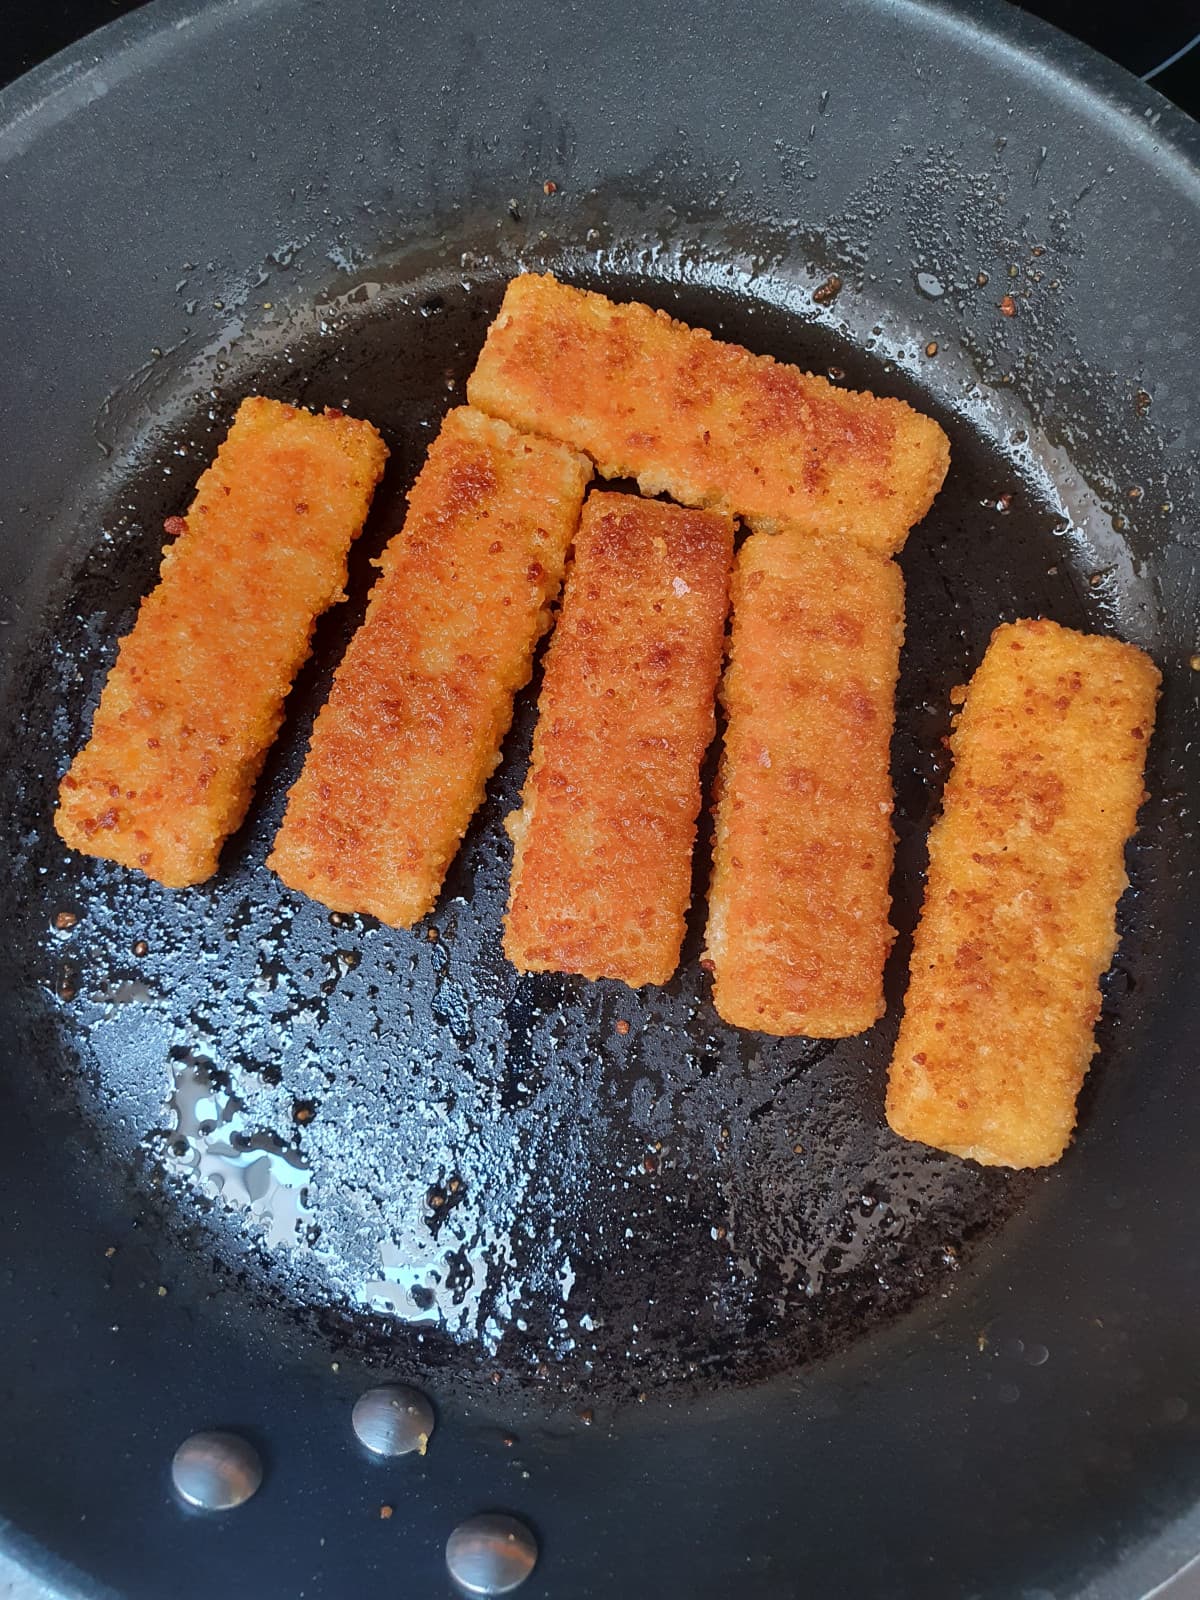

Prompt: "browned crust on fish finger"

[704,531,904,1036]
[55,397,388,887]
[268,406,591,925]
[886,618,1160,1168]
[467,273,949,557]
[504,492,733,987]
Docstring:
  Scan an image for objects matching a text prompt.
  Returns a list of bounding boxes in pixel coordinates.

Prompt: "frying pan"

[1,1,1197,1596]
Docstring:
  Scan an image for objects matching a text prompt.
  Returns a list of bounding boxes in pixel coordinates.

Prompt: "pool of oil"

[4,226,1162,1403]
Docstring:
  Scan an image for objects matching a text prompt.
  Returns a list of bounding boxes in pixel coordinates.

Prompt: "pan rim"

[2,0,1198,178]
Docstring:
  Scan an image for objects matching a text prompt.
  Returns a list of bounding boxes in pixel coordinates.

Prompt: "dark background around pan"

[6,0,1200,110]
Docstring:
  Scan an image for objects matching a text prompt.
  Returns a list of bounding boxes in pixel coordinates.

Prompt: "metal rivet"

[171,1430,262,1511]
[351,1383,435,1458]
[446,1513,538,1595]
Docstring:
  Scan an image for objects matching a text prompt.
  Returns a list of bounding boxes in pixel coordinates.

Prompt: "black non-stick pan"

[1,1,1197,1596]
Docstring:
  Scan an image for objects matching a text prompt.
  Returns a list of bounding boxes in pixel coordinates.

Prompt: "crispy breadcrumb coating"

[468,273,949,557]
[704,531,904,1036]
[55,397,388,887]
[887,619,1160,1167]
[269,407,590,925]
[504,492,733,987]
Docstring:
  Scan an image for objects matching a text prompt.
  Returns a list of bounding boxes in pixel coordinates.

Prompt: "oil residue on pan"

[6,224,1161,1401]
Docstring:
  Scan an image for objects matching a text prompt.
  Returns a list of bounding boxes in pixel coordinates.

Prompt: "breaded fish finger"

[269,407,591,926]
[467,273,949,558]
[504,492,733,988]
[704,531,904,1036]
[887,618,1160,1168]
[55,397,388,887]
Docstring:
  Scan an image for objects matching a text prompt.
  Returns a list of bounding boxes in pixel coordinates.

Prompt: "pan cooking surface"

[10,227,1163,1401]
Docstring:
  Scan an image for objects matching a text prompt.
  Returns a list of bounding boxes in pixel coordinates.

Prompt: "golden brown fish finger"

[268,407,591,926]
[504,492,734,988]
[467,273,949,558]
[703,531,904,1037]
[55,397,388,887]
[887,618,1160,1168]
